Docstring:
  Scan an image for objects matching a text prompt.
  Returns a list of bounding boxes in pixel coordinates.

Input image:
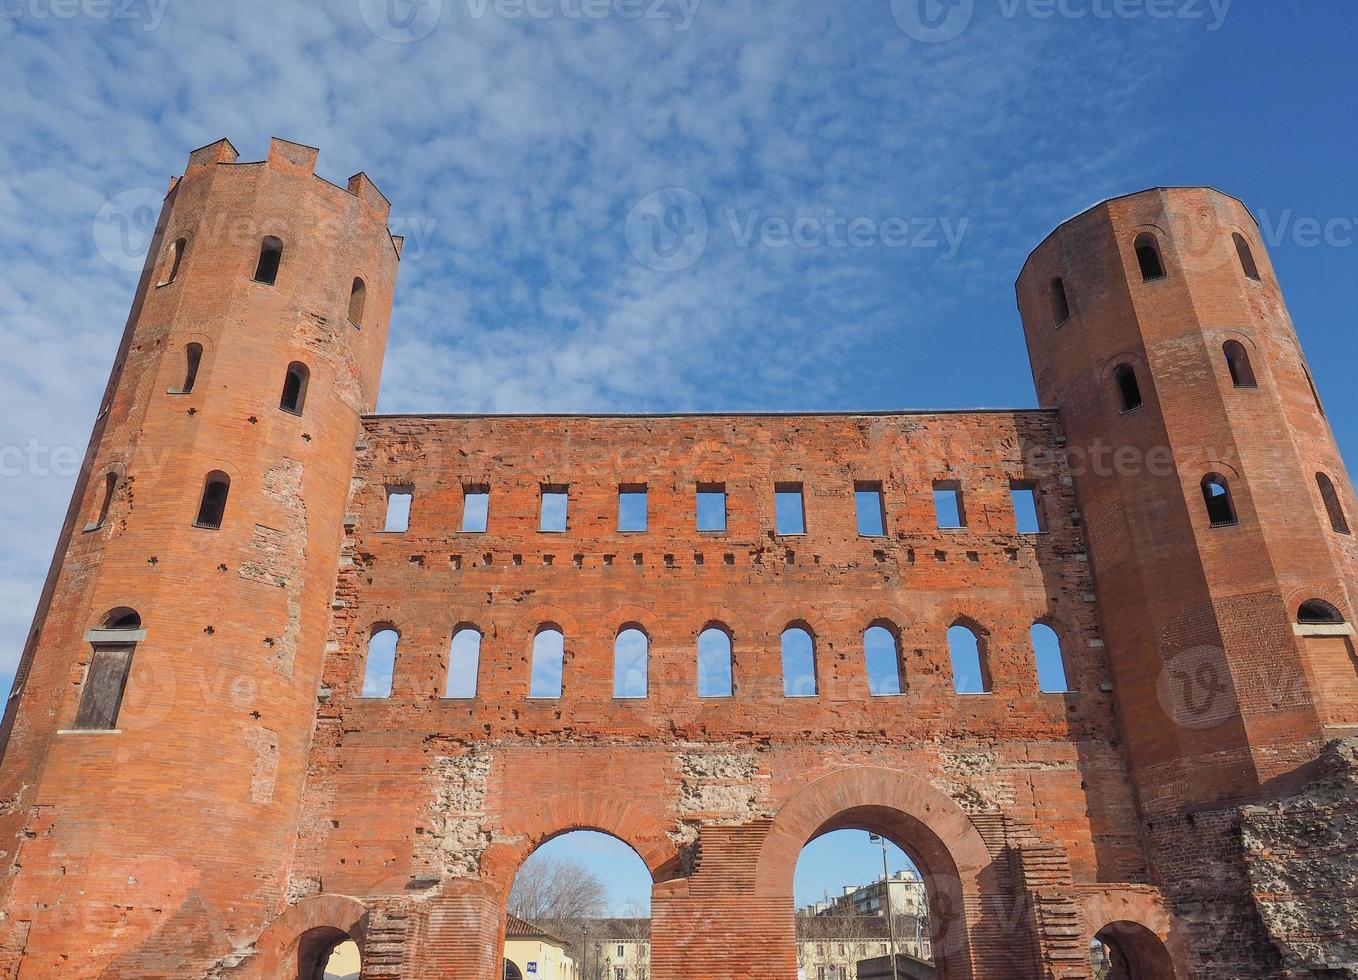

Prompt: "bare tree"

[619,901,651,980]
[509,854,608,921]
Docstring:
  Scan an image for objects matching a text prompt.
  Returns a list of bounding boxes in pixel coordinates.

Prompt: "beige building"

[799,869,931,962]
[504,916,577,980]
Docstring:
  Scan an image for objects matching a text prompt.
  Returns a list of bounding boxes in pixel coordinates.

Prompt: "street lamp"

[868,834,901,980]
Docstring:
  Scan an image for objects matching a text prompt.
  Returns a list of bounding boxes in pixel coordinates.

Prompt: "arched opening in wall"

[361,626,398,699]
[1090,921,1176,979]
[503,960,524,980]
[1223,341,1257,388]
[782,624,818,697]
[178,342,203,394]
[1114,364,1143,412]
[90,471,118,530]
[864,623,904,696]
[613,626,649,699]
[1297,599,1345,625]
[1200,474,1238,528]
[194,471,230,529]
[1050,277,1071,325]
[948,622,990,694]
[1133,233,1165,281]
[313,936,361,980]
[280,361,310,415]
[159,237,186,286]
[1233,232,1261,281]
[1031,622,1069,693]
[348,277,366,326]
[1317,473,1351,534]
[506,831,652,980]
[697,624,734,697]
[254,236,284,284]
[530,626,565,698]
[445,626,482,698]
[295,928,362,980]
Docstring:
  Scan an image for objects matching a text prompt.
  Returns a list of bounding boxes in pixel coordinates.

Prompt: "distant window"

[74,641,135,730]
[854,482,886,537]
[92,471,118,529]
[618,484,648,532]
[348,277,366,325]
[1032,622,1068,692]
[540,485,569,532]
[948,623,990,694]
[1317,473,1350,534]
[696,483,727,532]
[179,343,203,393]
[253,236,283,284]
[384,488,412,532]
[781,626,817,697]
[697,626,734,697]
[362,628,398,698]
[1050,277,1070,324]
[1304,366,1326,418]
[445,627,481,698]
[1134,233,1165,281]
[530,627,565,698]
[933,482,965,529]
[1201,474,1238,527]
[194,471,230,529]
[1114,363,1143,412]
[1223,341,1256,388]
[160,237,186,286]
[1298,599,1345,625]
[1011,483,1042,532]
[461,485,489,532]
[614,627,648,699]
[864,624,902,696]
[775,482,806,535]
[280,361,309,414]
[1233,232,1261,281]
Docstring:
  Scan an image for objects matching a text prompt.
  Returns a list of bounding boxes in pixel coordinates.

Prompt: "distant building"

[796,915,928,980]
[504,916,577,980]
[540,918,650,980]
[798,870,931,961]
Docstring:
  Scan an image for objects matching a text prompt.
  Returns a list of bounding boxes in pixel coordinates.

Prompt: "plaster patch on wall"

[937,746,1013,813]
[248,728,279,804]
[425,752,493,879]
[237,459,307,676]
[677,751,769,823]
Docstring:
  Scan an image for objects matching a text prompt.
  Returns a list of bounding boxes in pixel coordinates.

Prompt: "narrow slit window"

[160,237,186,286]
[74,643,135,730]
[1050,277,1070,325]
[461,485,489,533]
[1134,233,1165,281]
[613,627,649,699]
[618,484,648,532]
[697,626,734,697]
[280,361,309,414]
[361,628,398,698]
[194,471,230,529]
[445,627,481,698]
[948,623,990,694]
[933,482,965,529]
[781,626,817,697]
[1317,473,1350,534]
[1305,366,1326,418]
[1114,364,1143,412]
[384,488,412,532]
[179,343,203,394]
[539,486,569,532]
[1233,233,1261,281]
[1011,483,1042,533]
[91,472,118,529]
[696,483,727,532]
[864,625,903,697]
[1032,623,1069,693]
[775,482,806,535]
[529,627,565,698]
[1223,341,1256,388]
[348,277,366,326]
[855,482,887,537]
[1201,474,1238,528]
[253,236,283,285]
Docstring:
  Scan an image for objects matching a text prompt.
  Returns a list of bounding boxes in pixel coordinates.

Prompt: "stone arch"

[755,767,998,980]
[1078,888,1189,979]
[251,894,369,980]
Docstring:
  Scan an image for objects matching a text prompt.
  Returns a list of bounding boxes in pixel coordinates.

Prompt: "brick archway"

[248,894,369,980]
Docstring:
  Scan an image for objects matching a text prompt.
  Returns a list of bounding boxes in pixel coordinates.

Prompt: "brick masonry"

[0,146,1353,979]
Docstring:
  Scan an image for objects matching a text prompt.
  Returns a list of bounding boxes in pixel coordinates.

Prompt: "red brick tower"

[0,138,400,975]
[1017,188,1358,976]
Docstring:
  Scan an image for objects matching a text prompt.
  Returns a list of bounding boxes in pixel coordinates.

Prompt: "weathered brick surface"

[0,152,1352,980]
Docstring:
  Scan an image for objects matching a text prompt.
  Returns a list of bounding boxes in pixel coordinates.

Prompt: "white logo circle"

[1155,645,1237,730]
[890,0,975,43]
[358,0,443,42]
[92,188,164,273]
[625,188,708,272]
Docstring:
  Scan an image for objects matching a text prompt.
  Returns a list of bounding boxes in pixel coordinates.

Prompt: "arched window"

[179,343,203,394]
[1223,340,1256,388]
[1317,473,1350,534]
[91,471,118,529]
[864,624,903,696]
[1050,277,1070,325]
[253,236,283,285]
[1233,232,1261,281]
[348,277,366,326]
[194,471,230,529]
[529,627,565,698]
[362,627,398,698]
[1297,599,1345,625]
[948,622,990,694]
[1031,623,1069,693]
[445,627,482,698]
[781,626,817,697]
[159,237,186,286]
[613,627,648,699]
[74,608,142,730]
[1201,474,1238,527]
[1114,363,1143,412]
[1134,233,1165,281]
[697,625,734,697]
[101,607,141,630]
[280,361,310,415]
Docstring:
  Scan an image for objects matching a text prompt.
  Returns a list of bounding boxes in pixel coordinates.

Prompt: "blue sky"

[0,0,1355,903]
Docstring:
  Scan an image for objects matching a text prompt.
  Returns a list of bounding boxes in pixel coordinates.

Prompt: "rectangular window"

[460,485,489,532]
[540,485,569,532]
[618,484,648,532]
[774,482,805,535]
[933,482,965,529]
[384,488,412,532]
[696,483,727,532]
[1010,483,1042,533]
[74,644,134,730]
[855,481,886,536]
[617,945,624,957]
